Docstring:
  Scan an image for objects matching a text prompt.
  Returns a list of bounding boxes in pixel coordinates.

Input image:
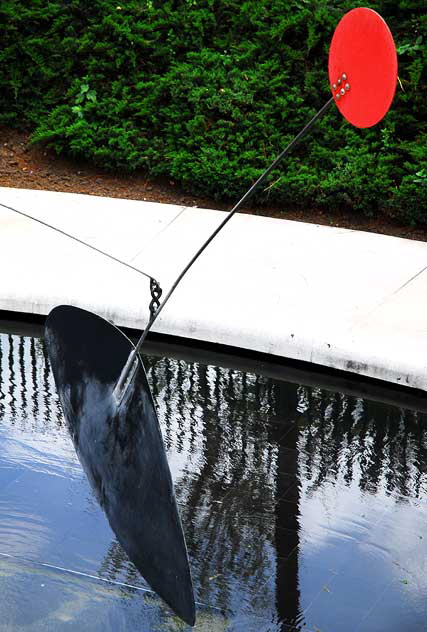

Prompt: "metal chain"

[149,279,163,319]
[0,200,165,322]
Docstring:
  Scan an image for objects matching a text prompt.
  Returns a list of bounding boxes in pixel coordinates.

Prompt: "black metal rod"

[114,96,335,400]
[138,97,334,347]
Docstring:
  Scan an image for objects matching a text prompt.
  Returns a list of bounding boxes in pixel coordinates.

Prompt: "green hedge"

[0,0,426,222]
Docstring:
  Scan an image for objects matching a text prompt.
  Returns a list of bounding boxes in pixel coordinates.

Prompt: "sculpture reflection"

[43,305,195,626]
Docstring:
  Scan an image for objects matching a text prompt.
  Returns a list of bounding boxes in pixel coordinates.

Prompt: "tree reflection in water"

[121,353,427,626]
[1,333,427,628]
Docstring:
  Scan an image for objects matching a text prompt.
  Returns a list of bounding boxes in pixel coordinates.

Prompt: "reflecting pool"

[1,328,427,631]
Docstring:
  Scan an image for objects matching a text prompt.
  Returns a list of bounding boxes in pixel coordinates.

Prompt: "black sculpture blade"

[44,305,195,626]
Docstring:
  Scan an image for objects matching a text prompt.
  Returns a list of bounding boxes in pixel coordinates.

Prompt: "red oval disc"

[328,7,397,128]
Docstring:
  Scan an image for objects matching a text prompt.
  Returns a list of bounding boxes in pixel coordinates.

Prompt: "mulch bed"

[0,126,425,242]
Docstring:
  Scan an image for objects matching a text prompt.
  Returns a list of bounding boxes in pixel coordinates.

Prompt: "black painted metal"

[149,278,163,319]
[44,305,195,626]
[114,97,335,399]
[136,97,335,348]
[42,96,335,625]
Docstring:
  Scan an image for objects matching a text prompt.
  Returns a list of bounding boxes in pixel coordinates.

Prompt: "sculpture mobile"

[0,8,397,627]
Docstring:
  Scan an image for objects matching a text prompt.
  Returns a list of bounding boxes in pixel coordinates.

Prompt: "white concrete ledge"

[1,186,427,391]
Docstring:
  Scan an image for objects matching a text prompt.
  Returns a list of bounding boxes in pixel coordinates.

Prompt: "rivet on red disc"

[328,8,398,128]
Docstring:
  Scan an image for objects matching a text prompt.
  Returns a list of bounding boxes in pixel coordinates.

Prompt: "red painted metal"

[328,7,397,128]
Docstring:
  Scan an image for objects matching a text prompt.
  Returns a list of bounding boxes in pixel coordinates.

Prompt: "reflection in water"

[1,331,427,630]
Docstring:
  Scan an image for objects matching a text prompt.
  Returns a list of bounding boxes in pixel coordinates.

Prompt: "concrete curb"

[1,186,427,390]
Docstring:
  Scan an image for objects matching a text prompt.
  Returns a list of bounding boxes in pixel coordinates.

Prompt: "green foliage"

[0,0,426,222]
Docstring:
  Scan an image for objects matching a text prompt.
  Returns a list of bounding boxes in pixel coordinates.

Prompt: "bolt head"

[345,83,350,91]
[332,83,337,90]
[340,87,345,96]
[337,78,342,85]
[342,73,347,80]
[336,93,340,100]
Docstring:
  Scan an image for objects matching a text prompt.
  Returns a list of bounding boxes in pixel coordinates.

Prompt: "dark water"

[1,331,427,631]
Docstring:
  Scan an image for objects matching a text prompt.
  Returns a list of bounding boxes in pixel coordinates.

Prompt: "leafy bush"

[0,0,426,222]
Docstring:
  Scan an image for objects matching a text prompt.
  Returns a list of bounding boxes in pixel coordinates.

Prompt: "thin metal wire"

[114,96,335,400]
[0,201,158,285]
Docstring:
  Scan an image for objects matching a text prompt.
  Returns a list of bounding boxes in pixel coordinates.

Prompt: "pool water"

[0,329,427,631]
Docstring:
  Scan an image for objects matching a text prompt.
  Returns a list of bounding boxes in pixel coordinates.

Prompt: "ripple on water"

[0,554,228,631]
[0,503,50,559]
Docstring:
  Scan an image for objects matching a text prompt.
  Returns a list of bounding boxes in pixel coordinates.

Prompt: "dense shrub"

[0,0,426,222]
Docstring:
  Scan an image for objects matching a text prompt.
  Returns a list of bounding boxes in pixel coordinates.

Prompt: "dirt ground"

[0,126,425,242]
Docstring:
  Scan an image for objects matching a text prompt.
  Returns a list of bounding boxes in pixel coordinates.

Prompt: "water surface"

[1,330,427,631]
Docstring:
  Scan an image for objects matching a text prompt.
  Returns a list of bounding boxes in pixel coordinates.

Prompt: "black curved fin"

[44,305,195,626]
